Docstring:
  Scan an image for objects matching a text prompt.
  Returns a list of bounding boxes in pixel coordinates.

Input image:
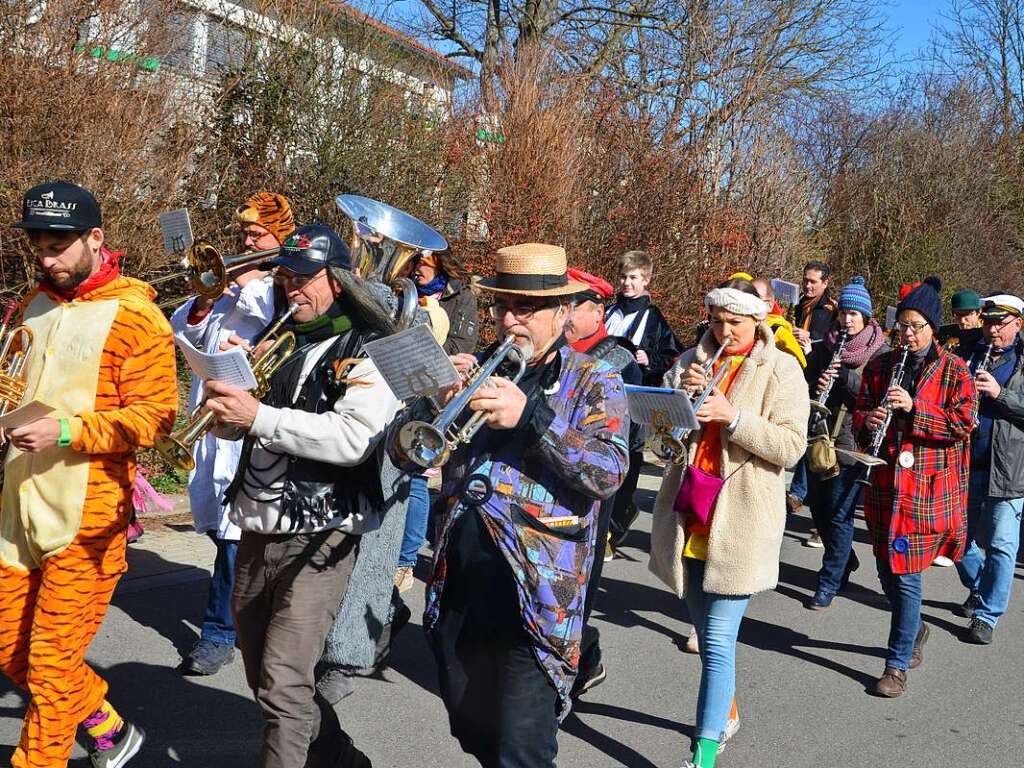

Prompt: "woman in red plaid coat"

[853,277,976,698]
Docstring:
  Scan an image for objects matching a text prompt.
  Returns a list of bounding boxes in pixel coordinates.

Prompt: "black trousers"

[608,450,644,540]
[431,510,560,768]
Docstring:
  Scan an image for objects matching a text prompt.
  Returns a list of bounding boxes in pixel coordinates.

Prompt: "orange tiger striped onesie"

[0,271,176,767]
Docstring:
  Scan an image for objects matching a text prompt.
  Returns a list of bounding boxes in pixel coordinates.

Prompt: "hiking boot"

[179,638,235,676]
[803,530,824,548]
[87,720,145,767]
[965,617,994,645]
[786,493,804,514]
[394,566,415,594]
[315,665,355,705]
[571,663,607,697]
[872,667,907,698]
[806,590,834,611]
[909,622,930,669]
[954,593,981,618]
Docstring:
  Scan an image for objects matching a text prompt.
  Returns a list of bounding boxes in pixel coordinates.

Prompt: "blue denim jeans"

[807,465,863,595]
[875,559,922,671]
[399,475,430,568]
[956,470,1023,628]
[202,533,237,646]
[684,559,751,742]
[788,455,808,502]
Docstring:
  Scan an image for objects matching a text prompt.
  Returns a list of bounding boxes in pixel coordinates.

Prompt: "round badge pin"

[898,450,915,469]
[460,474,493,506]
[892,536,909,554]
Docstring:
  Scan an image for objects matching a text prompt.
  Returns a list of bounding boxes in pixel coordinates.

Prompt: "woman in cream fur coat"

[649,278,809,768]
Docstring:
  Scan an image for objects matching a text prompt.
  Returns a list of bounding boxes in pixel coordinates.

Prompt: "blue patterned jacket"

[395,345,629,716]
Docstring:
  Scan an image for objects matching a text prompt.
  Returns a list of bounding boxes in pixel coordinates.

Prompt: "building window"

[205,17,249,75]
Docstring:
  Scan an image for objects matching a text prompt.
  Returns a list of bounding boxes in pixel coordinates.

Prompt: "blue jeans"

[399,475,430,568]
[875,559,922,671]
[788,455,808,502]
[684,559,751,742]
[956,470,1023,628]
[202,533,237,646]
[807,465,863,595]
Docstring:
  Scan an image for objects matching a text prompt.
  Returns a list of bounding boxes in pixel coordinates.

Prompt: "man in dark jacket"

[412,250,478,354]
[564,268,643,696]
[954,295,1024,645]
[604,250,680,385]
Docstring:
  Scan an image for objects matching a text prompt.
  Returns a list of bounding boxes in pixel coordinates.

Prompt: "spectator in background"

[604,250,680,385]
[752,277,807,368]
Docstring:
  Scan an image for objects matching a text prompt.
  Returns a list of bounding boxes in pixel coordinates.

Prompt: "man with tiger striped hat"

[0,181,177,766]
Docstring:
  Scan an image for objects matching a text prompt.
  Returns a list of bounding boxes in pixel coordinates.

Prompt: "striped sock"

[83,700,124,752]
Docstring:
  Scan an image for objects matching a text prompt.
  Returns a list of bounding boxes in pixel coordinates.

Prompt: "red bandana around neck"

[571,322,609,353]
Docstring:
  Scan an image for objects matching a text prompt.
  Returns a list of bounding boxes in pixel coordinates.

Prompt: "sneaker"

[684,627,700,654]
[909,622,930,669]
[872,667,907,698]
[954,593,981,618]
[571,663,607,697]
[786,493,804,514]
[88,721,145,767]
[932,555,954,567]
[394,566,415,594]
[178,638,235,676]
[806,590,834,611]
[965,617,994,645]
[603,532,615,563]
[804,530,824,548]
[315,665,355,705]
[719,716,740,749]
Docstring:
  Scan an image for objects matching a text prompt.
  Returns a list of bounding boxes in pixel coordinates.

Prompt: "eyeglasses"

[983,316,1016,330]
[240,227,268,244]
[276,269,324,289]
[489,300,557,320]
[895,320,929,334]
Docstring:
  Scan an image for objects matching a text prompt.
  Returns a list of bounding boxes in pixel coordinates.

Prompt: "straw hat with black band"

[477,243,588,297]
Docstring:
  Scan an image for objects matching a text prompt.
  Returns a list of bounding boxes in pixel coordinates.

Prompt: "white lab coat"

[169,277,276,540]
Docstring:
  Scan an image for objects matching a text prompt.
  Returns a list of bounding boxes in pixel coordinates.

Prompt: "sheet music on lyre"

[623,385,699,431]
[771,278,800,307]
[363,324,461,402]
[175,337,259,390]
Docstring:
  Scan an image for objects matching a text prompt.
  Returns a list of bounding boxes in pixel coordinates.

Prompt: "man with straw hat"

[391,243,630,767]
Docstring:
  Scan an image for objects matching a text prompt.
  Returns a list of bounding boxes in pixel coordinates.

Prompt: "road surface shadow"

[563,700,690,768]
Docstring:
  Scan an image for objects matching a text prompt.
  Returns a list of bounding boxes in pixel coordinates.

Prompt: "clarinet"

[971,341,994,378]
[810,329,849,426]
[857,344,911,487]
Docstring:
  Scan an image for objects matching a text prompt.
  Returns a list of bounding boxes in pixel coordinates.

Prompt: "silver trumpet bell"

[335,195,449,332]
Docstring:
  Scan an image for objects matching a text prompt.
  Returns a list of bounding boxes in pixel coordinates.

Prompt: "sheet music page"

[0,400,55,430]
[624,385,699,430]
[363,324,460,401]
[176,337,259,389]
[770,279,800,307]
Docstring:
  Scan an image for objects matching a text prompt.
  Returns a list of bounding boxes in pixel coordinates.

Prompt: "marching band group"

[0,180,1019,768]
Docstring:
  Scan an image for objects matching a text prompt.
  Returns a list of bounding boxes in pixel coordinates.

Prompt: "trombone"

[152,241,279,309]
[649,337,732,464]
[155,304,299,471]
[396,335,532,469]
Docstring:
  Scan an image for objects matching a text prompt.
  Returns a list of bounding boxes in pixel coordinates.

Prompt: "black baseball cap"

[13,181,102,231]
[262,224,351,275]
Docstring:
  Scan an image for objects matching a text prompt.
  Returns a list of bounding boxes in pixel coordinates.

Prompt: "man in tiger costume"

[0,181,177,767]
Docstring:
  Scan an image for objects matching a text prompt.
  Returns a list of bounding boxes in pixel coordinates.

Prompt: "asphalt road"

[1,464,1020,767]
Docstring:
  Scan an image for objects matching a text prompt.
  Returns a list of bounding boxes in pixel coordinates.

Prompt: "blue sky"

[885,0,952,60]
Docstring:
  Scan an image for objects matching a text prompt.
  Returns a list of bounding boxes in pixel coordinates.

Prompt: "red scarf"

[42,246,122,301]
[571,322,609,353]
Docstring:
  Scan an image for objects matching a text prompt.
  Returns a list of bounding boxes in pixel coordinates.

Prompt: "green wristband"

[57,417,72,448]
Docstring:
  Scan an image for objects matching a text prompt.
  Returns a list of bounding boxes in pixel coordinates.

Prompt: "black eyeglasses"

[489,299,558,320]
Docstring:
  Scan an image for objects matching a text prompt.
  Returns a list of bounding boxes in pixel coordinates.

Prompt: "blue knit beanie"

[838,276,873,319]
[897,276,943,330]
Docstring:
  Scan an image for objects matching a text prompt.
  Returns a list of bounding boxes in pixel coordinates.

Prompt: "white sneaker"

[933,555,954,567]
[804,531,824,548]
[718,716,740,751]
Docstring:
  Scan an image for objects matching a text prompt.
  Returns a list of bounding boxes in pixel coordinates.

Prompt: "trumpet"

[809,329,849,422]
[853,344,911,485]
[396,335,532,469]
[152,241,277,307]
[155,304,299,471]
[0,303,33,417]
[649,337,732,464]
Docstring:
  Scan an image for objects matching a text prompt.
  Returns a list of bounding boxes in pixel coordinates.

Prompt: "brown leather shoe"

[909,622,930,669]
[873,667,907,698]
[786,493,804,514]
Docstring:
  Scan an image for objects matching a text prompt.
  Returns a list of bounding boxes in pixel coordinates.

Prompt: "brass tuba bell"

[0,302,33,417]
